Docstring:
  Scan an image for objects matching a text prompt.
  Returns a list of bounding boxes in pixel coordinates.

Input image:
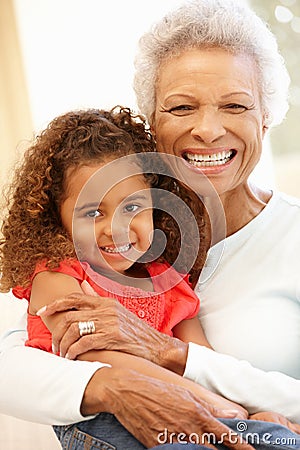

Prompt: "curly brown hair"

[0,106,207,291]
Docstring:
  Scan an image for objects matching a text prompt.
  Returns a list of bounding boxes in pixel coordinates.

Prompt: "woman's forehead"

[156,48,258,92]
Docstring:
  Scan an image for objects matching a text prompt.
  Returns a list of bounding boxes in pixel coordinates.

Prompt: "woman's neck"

[203,182,272,243]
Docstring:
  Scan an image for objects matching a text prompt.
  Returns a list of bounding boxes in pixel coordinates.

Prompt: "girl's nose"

[100,218,113,238]
[100,213,128,240]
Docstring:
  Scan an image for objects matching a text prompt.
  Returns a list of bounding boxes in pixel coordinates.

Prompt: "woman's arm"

[1,332,251,449]
[184,343,300,423]
[31,272,247,417]
[0,312,251,450]
[40,288,300,423]
[82,366,253,450]
[0,314,103,424]
[77,349,248,418]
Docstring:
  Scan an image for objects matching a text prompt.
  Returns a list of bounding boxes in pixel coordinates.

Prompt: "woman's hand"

[83,366,253,449]
[37,283,188,374]
[249,411,300,434]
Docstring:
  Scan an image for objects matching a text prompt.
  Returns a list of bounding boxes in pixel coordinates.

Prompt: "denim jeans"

[53,413,146,449]
[54,416,300,450]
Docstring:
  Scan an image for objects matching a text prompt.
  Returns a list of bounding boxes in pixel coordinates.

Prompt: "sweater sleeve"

[0,312,108,425]
[184,343,300,423]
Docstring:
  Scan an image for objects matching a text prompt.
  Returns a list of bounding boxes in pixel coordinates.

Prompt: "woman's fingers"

[37,290,178,367]
[49,310,85,355]
[44,297,121,357]
[50,311,105,357]
[58,313,120,359]
[249,412,300,436]
[37,292,105,317]
[81,280,98,296]
[290,423,300,435]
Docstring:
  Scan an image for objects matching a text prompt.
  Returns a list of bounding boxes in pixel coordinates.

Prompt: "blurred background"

[0,0,299,448]
[1,0,300,198]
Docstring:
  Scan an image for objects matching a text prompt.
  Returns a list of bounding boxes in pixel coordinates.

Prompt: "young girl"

[0,106,247,416]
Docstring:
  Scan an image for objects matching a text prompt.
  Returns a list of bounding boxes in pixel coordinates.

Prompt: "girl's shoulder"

[34,258,83,278]
[12,258,84,301]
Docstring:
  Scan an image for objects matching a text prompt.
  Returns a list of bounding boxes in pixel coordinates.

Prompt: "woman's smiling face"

[152,48,267,198]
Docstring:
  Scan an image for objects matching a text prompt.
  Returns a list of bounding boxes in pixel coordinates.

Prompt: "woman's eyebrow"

[220,91,254,99]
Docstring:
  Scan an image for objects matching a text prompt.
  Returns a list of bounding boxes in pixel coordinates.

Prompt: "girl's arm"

[29,270,83,319]
[172,316,212,348]
[30,271,247,418]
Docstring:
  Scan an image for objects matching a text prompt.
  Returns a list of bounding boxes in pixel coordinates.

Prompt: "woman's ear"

[150,127,156,142]
[149,114,156,138]
[262,113,270,137]
[262,123,269,137]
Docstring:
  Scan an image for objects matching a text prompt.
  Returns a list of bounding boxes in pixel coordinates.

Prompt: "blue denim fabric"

[54,417,300,450]
[53,413,145,449]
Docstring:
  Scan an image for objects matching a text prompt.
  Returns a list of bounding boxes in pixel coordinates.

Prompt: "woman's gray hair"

[134,0,290,127]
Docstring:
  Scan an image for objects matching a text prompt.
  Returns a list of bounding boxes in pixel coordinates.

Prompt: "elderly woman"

[0,0,299,449]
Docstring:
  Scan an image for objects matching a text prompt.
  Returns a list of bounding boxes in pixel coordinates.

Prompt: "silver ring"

[78,320,96,337]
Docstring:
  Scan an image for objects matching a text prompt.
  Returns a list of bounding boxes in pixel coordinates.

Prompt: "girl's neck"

[125,263,154,291]
[92,262,154,292]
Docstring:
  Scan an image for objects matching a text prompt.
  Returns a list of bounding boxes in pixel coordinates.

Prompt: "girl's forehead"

[64,161,151,202]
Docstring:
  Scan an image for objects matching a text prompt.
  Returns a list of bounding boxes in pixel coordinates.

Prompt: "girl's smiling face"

[152,48,267,199]
[60,162,153,275]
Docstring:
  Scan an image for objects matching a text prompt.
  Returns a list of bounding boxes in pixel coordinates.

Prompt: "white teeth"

[101,243,131,253]
[185,150,234,166]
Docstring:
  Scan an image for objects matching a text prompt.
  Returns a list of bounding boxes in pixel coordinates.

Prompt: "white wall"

[13,0,273,188]
[13,0,184,132]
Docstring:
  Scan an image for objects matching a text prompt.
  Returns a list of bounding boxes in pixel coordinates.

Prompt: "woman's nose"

[191,108,226,143]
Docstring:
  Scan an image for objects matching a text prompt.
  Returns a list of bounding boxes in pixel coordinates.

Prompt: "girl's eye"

[86,210,101,218]
[123,204,139,213]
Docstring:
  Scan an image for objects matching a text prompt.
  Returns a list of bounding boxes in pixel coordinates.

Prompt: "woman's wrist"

[81,366,149,416]
[81,366,115,416]
[156,335,188,375]
[80,338,188,417]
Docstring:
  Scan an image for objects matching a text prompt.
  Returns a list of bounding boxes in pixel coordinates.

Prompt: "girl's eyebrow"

[123,193,150,202]
[75,193,151,212]
[75,202,100,212]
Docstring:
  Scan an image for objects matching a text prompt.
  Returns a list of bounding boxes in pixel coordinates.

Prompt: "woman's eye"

[224,103,247,112]
[124,204,139,213]
[86,210,101,218]
[164,105,194,115]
